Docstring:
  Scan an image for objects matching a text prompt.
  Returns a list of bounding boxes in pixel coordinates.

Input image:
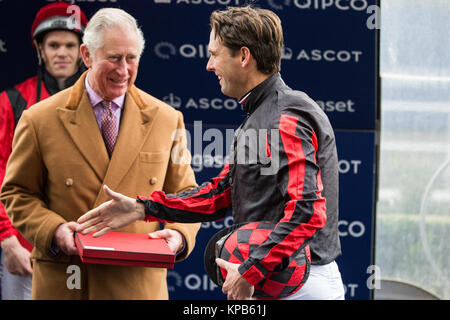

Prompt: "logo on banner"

[344,282,359,298]
[338,220,365,237]
[163,93,239,111]
[154,42,176,59]
[201,215,234,229]
[283,47,363,63]
[154,42,363,63]
[338,159,362,174]
[152,0,371,11]
[0,39,6,53]
[316,99,356,113]
[267,0,370,11]
[154,42,209,59]
[168,271,218,292]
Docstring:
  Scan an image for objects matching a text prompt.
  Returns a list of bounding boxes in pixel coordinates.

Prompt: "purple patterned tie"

[101,100,117,157]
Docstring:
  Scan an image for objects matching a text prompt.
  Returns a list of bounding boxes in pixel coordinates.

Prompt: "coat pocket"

[139,151,168,163]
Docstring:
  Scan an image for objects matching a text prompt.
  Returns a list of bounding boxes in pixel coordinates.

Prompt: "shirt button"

[65,178,73,187]
[150,177,157,185]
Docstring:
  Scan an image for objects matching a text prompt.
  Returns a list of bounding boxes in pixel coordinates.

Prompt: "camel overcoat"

[0,72,200,299]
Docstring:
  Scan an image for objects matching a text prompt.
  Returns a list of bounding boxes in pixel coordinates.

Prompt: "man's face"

[39,30,81,78]
[81,26,140,101]
[206,30,245,99]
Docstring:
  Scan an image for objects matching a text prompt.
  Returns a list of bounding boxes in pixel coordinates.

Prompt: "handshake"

[76,185,147,237]
[54,185,183,256]
[58,185,255,300]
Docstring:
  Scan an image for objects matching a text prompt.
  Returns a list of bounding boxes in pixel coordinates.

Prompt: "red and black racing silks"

[138,163,233,224]
[0,76,50,250]
[138,73,341,286]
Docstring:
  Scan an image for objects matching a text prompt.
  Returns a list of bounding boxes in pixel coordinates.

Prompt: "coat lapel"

[95,86,160,206]
[57,72,109,181]
[58,72,160,201]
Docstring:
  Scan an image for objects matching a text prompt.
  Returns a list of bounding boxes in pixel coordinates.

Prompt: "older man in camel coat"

[1,8,200,299]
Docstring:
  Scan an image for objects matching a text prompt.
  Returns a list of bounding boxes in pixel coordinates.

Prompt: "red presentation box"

[75,232,175,269]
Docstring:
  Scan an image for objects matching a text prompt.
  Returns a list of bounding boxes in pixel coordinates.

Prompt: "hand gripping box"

[75,232,175,269]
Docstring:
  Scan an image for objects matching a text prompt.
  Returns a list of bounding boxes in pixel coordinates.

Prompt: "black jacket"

[140,73,341,286]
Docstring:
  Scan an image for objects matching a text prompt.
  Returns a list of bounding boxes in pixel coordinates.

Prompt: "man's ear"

[240,46,252,68]
[80,44,92,68]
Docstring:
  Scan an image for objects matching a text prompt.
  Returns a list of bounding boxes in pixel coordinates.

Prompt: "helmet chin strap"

[34,39,43,102]
[33,39,43,66]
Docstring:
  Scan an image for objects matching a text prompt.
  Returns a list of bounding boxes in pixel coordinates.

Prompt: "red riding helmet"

[31,1,88,44]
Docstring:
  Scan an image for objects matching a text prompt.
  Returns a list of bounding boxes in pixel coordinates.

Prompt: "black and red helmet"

[204,221,310,299]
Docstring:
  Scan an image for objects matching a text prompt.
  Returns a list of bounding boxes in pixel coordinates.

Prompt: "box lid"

[75,232,175,265]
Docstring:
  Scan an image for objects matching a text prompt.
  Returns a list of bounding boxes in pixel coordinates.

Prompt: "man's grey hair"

[83,8,145,58]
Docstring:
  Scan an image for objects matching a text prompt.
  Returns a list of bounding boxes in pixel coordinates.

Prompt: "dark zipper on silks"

[229,112,251,188]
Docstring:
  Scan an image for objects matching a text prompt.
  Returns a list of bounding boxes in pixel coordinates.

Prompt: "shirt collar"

[42,65,86,96]
[241,73,281,115]
[239,91,252,105]
[85,72,125,109]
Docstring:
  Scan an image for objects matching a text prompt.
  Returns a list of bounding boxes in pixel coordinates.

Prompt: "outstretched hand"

[76,185,145,237]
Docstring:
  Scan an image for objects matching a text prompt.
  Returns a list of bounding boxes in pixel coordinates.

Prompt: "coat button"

[150,177,157,185]
[65,178,73,187]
